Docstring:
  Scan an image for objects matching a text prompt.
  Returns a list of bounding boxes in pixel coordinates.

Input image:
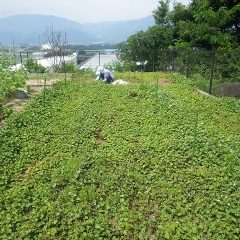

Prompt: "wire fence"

[1,48,239,122]
[12,49,240,97]
[125,49,240,96]
[13,50,117,69]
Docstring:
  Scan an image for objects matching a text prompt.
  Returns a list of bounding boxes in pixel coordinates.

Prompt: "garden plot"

[0,73,239,239]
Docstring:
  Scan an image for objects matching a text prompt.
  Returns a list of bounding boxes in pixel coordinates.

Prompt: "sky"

[0,0,191,23]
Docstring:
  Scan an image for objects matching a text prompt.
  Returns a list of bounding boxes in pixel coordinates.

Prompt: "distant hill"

[83,16,155,43]
[0,14,155,46]
[0,15,97,45]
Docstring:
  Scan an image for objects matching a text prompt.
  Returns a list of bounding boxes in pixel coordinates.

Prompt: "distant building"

[41,43,52,51]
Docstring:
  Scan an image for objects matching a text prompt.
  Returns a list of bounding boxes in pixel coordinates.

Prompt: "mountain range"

[0,14,155,46]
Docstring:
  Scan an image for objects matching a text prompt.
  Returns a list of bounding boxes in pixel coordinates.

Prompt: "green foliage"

[0,102,4,120]
[59,61,78,73]
[153,0,170,26]
[103,59,136,72]
[215,51,240,82]
[175,0,240,49]
[169,2,193,25]
[118,0,240,83]
[2,106,14,119]
[0,51,27,120]
[24,58,46,73]
[0,72,239,239]
[118,25,174,71]
[0,51,26,98]
[119,0,239,62]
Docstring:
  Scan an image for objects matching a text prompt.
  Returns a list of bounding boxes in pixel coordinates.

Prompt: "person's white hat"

[96,66,104,76]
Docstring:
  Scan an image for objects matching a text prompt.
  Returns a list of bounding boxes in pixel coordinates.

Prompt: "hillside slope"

[0,73,239,239]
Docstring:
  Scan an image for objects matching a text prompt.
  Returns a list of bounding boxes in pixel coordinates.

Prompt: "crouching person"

[96,67,114,84]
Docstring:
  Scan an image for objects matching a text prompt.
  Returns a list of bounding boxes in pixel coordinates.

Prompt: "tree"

[176,0,240,49]
[151,0,240,50]
[169,3,193,26]
[153,0,170,26]
[117,31,148,63]
[118,0,239,71]
[118,25,174,70]
[44,26,67,72]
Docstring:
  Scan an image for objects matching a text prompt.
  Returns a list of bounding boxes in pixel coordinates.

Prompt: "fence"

[12,50,117,69]
[11,49,240,96]
[124,49,240,95]
[13,51,76,70]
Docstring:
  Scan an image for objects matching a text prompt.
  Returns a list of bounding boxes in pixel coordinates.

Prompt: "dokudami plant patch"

[0,73,239,239]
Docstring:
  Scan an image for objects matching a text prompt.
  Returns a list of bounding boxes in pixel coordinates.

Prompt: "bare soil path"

[0,79,62,126]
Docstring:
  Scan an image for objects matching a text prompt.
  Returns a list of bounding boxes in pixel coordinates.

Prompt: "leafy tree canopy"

[119,0,239,52]
[118,0,239,65]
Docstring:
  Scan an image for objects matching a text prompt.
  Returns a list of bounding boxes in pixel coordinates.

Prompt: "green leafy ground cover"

[0,72,239,239]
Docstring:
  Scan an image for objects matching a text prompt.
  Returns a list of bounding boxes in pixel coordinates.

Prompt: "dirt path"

[1,79,62,126]
[6,79,61,110]
[27,79,60,91]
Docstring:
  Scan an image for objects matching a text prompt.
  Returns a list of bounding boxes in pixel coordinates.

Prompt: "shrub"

[24,58,46,73]
[59,61,78,73]
[0,51,26,98]
[104,59,136,72]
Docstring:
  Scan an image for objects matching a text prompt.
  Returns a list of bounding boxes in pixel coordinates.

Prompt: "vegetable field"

[0,73,239,239]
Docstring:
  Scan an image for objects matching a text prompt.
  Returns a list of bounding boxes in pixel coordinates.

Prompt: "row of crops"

[0,72,239,239]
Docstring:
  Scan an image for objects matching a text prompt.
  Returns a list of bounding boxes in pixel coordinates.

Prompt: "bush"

[0,51,26,121]
[59,61,78,73]
[24,58,46,73]
[104,59,136,72]
[0,51,26,98]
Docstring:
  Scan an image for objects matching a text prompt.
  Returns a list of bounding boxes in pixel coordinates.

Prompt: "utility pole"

[39,34,41,51]
[64,32,67,47]
[12,35,16,65]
